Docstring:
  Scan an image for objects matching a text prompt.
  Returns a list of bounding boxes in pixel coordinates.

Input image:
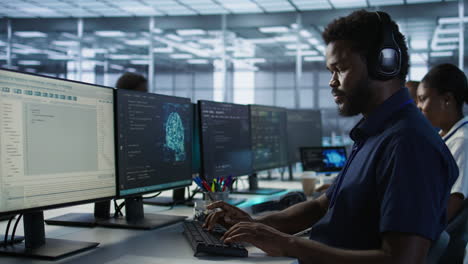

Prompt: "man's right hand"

[203,201,254,230]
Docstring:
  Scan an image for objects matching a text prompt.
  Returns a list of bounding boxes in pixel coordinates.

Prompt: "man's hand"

[203,201,253,230]
[221,222,293,257]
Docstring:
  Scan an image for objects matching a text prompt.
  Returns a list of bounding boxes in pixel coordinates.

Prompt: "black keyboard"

[183,220,248,257]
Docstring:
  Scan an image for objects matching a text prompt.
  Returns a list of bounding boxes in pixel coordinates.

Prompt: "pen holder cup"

[193,192,230,222]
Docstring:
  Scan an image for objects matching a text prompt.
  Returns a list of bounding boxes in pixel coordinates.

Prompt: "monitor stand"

[0,211,98,260]
[232,173,286,195]
[45,201,111,227]
[97,196,187,230]
[259,170,279,181]
[143,188,188,206]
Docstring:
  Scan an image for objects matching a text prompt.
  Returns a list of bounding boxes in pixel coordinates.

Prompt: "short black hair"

[322,9,409,82]
[422,63,468,113]
[115,72,148,91]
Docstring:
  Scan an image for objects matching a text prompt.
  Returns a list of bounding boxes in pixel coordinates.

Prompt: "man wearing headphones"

[204,10,458,263]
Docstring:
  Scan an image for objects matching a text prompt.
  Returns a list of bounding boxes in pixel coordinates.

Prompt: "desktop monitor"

[0,69,116,259]
[192,103,201,175]
[98,89,191,229]
[300,146,347,172]
[287,109,322,163]
[250,105,288,171]
[198,100,253,181]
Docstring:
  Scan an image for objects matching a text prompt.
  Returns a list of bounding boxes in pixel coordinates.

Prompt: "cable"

[142,192,162,199]
[3,215,15,246]
[189,188,202,200]
[10,214,23,244]
[113,199,124,218]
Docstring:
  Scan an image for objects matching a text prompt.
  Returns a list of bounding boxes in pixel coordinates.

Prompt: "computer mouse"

[279,191,307,209]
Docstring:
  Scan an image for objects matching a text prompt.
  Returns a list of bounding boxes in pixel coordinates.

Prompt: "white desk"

[0,179,304,264]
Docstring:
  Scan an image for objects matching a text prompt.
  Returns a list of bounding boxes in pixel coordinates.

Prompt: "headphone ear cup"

[373,12,401,81]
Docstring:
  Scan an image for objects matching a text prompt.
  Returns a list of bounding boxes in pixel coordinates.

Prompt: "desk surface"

[0,178,311,264]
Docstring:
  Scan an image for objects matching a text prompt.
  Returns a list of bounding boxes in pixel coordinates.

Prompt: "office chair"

[439,199,468,264]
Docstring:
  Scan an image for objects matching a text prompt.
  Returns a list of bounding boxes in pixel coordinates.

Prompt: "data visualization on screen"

[116,90,192,197]
[287,109,322,163]
[300,146,347,172]
[199,100,252,181]
[250,105,288,171]
[0,69,116,215]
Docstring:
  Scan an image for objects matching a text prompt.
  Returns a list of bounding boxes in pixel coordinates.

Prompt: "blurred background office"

[0,0,466,148]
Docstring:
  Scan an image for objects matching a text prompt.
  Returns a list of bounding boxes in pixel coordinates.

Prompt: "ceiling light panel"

[14,31,47,38]
[219,0,262,13]
[95,31,127,37]
[255,1,295,11]
[368,0,404,5]
[259,26,290,33]
[291,0,332,10]
[176,29,206,36]
[406,0,441,3]
[330,0,368,8]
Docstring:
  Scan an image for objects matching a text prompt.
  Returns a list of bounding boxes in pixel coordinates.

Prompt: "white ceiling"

[0,0,456,18]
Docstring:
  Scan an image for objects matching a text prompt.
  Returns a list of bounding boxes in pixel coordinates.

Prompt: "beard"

[336,76,373,117]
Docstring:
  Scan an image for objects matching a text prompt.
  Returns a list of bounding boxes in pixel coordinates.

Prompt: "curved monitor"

[0,69,116,216]
[116,89,192,197]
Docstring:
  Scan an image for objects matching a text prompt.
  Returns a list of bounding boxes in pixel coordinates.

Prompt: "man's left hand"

[221,222,293,257]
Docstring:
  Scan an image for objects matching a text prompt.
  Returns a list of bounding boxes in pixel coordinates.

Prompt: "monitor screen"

[250,105,288,171]
[0,69,116,215]
[199,100,252,181]
[192,103,201,174]
[300,146,347,172]
[287,109,322,163]
[116,89,192,197]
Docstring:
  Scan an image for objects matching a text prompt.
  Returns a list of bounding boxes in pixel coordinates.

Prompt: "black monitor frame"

[300,146,347,172]
[249,104,289,172]
[114,89,193,199]
[95,90,191,230]
[198,100,253,182]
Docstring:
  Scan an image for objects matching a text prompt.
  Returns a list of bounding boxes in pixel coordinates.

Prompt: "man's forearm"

[283,237,426,264]
[279,233,429,264]
[255,198,328,234]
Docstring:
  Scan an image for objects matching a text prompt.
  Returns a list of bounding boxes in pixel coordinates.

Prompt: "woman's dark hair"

[322,9,409,83]
[116,72,148,91]
[422,63,468,112]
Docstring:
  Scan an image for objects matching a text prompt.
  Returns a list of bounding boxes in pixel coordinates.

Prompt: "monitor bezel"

[300,146,347,172]
[287,109,323,164]
[191,103,201,175]
[198,100,254,181]
[0,68,117,217]
[115,89,193,199]
[249,104,289,172]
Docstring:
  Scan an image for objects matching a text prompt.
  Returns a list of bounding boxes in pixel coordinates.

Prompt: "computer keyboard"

[183,220,248,257]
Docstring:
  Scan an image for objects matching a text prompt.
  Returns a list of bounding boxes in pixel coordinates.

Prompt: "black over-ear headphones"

[368,11,401,81]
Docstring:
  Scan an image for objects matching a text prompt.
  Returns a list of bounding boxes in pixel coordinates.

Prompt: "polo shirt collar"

[350,88,413,142]
[441,116,468,141]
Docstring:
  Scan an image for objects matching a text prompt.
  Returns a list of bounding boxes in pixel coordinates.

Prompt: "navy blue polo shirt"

[308,88,458,250]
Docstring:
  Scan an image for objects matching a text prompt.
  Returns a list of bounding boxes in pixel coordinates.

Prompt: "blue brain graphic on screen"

[323,149,346,168]
[165,112,186,161]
